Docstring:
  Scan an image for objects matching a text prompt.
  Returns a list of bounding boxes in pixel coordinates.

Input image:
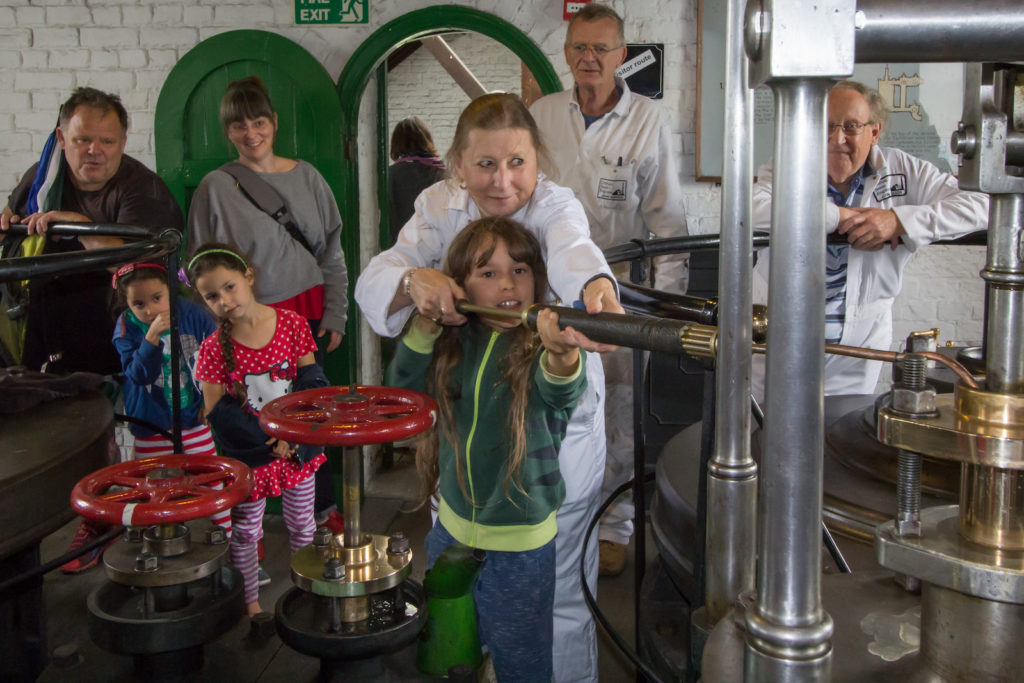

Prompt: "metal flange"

[103,520,230,587]
[877,392,1024,470]
[876,505,1024,604]
[290,533,411,598]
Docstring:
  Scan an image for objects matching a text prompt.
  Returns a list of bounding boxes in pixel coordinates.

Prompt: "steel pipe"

[342,446,361,549]
[854,0,1024,63]
[705,0,758,626]
[0,225,180,281]
[745,77,834,681]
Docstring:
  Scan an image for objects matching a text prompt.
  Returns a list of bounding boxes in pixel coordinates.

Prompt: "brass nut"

[892,386,937,415]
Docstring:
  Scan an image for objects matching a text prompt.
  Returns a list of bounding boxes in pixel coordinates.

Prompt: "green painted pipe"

[417,543,487,676]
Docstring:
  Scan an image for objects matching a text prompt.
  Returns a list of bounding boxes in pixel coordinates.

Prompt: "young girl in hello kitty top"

[190,243,330,617]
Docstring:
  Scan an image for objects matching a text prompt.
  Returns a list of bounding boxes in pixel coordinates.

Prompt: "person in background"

[388,216,586,683]
[188,76,347,536]
[531,2,689,581]
[1,87,183,572]
[356,92,621,683]
[388,116,446,245]
[2,87,183,376]
[751,80,989,398]
[191,244,328,618]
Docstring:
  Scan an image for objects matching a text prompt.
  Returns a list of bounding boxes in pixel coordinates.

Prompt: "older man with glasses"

[752,80,989,398]
[530,4,688,681]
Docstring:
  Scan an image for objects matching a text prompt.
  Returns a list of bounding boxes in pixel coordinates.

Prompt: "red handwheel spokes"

[70,455,254,527]
[260,385,439,447]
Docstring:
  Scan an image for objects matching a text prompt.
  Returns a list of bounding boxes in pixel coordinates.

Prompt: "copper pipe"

[752,343,980,389]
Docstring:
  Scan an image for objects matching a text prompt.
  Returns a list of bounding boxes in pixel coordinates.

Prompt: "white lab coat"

[752,145,989,396]
[354,177,610,683]
[530,77,689,291]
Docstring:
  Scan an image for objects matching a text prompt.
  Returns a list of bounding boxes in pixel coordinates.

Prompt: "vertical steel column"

[743,78,835,682]
[960,193,1024,550]
[953,63,1024,552]
[343,446,362,548]
[704,0,757,624]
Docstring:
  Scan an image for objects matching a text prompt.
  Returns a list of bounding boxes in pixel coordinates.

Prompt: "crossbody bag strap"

[219,161,316,256]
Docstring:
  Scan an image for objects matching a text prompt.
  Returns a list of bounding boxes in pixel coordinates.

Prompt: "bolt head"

[895,518,922,537]
[313,527,333,547]
[123,526,143,543]
[387,532,410,555]
[135,551,159,572]
[323,557,346,581]
[205,525,228,545]
[891,386,937,415]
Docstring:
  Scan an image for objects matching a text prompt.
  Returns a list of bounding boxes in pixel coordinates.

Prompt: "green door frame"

[335,6,564,356]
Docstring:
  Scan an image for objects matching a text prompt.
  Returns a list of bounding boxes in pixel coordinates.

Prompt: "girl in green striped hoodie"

[388,216,587,682]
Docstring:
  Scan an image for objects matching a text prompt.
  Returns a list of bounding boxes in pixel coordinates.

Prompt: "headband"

[187,248,248,272]
[111,263,167,290]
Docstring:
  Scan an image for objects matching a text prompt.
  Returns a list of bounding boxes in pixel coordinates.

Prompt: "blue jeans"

[426,519,555,683]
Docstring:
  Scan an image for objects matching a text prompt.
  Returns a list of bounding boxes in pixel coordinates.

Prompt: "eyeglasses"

[827,121,874,137]
[567,43,622,58]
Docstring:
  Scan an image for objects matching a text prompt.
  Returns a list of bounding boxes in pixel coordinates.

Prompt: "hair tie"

[111,262,167,290]
[187,248,248,272]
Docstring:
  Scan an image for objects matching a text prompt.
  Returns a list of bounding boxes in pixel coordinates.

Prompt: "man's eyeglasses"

[827,121,874,137]
[568,43,622,58]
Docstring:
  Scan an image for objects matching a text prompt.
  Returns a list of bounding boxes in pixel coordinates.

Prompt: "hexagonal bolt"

[135,551,159,572]
[313,527,333,548]
[323,557,346,582]
[205,525,228,545]
[123,526,144,543]
[892,353,937,415]
[387,531,410,555]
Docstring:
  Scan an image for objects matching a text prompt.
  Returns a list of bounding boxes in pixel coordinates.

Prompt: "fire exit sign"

[295,0,367,24]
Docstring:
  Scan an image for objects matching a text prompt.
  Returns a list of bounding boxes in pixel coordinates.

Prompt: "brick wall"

[0,0,986,376]
[386,32,522,161]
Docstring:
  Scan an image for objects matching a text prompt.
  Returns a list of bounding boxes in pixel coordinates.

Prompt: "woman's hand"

[562,277,624,354]
[404,268,468,326]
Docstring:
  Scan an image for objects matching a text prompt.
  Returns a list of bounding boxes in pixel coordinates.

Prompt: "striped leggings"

[133,424,232,536]
[231,475,316,605]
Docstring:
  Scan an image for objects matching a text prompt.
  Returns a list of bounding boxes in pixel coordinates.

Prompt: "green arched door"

[154,29,353,384]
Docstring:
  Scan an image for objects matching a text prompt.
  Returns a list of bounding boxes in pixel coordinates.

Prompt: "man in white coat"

[531,3,688,580]
[752,80,989,398]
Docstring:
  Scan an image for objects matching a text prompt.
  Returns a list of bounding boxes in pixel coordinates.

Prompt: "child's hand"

[145,311,171,345]
[537,308,580,376]
[413,313,442,334]
[267,437,296,460]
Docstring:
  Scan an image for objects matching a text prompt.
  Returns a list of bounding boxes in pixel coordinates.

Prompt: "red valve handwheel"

[259,385,438,447]
[70,455,253,527]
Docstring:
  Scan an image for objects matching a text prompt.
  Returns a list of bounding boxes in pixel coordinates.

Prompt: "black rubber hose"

[0,524,124,602]
[581,472,664,683]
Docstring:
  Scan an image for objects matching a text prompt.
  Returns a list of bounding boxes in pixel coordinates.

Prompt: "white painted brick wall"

[387,32,521,161]
[0,0,986,371]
